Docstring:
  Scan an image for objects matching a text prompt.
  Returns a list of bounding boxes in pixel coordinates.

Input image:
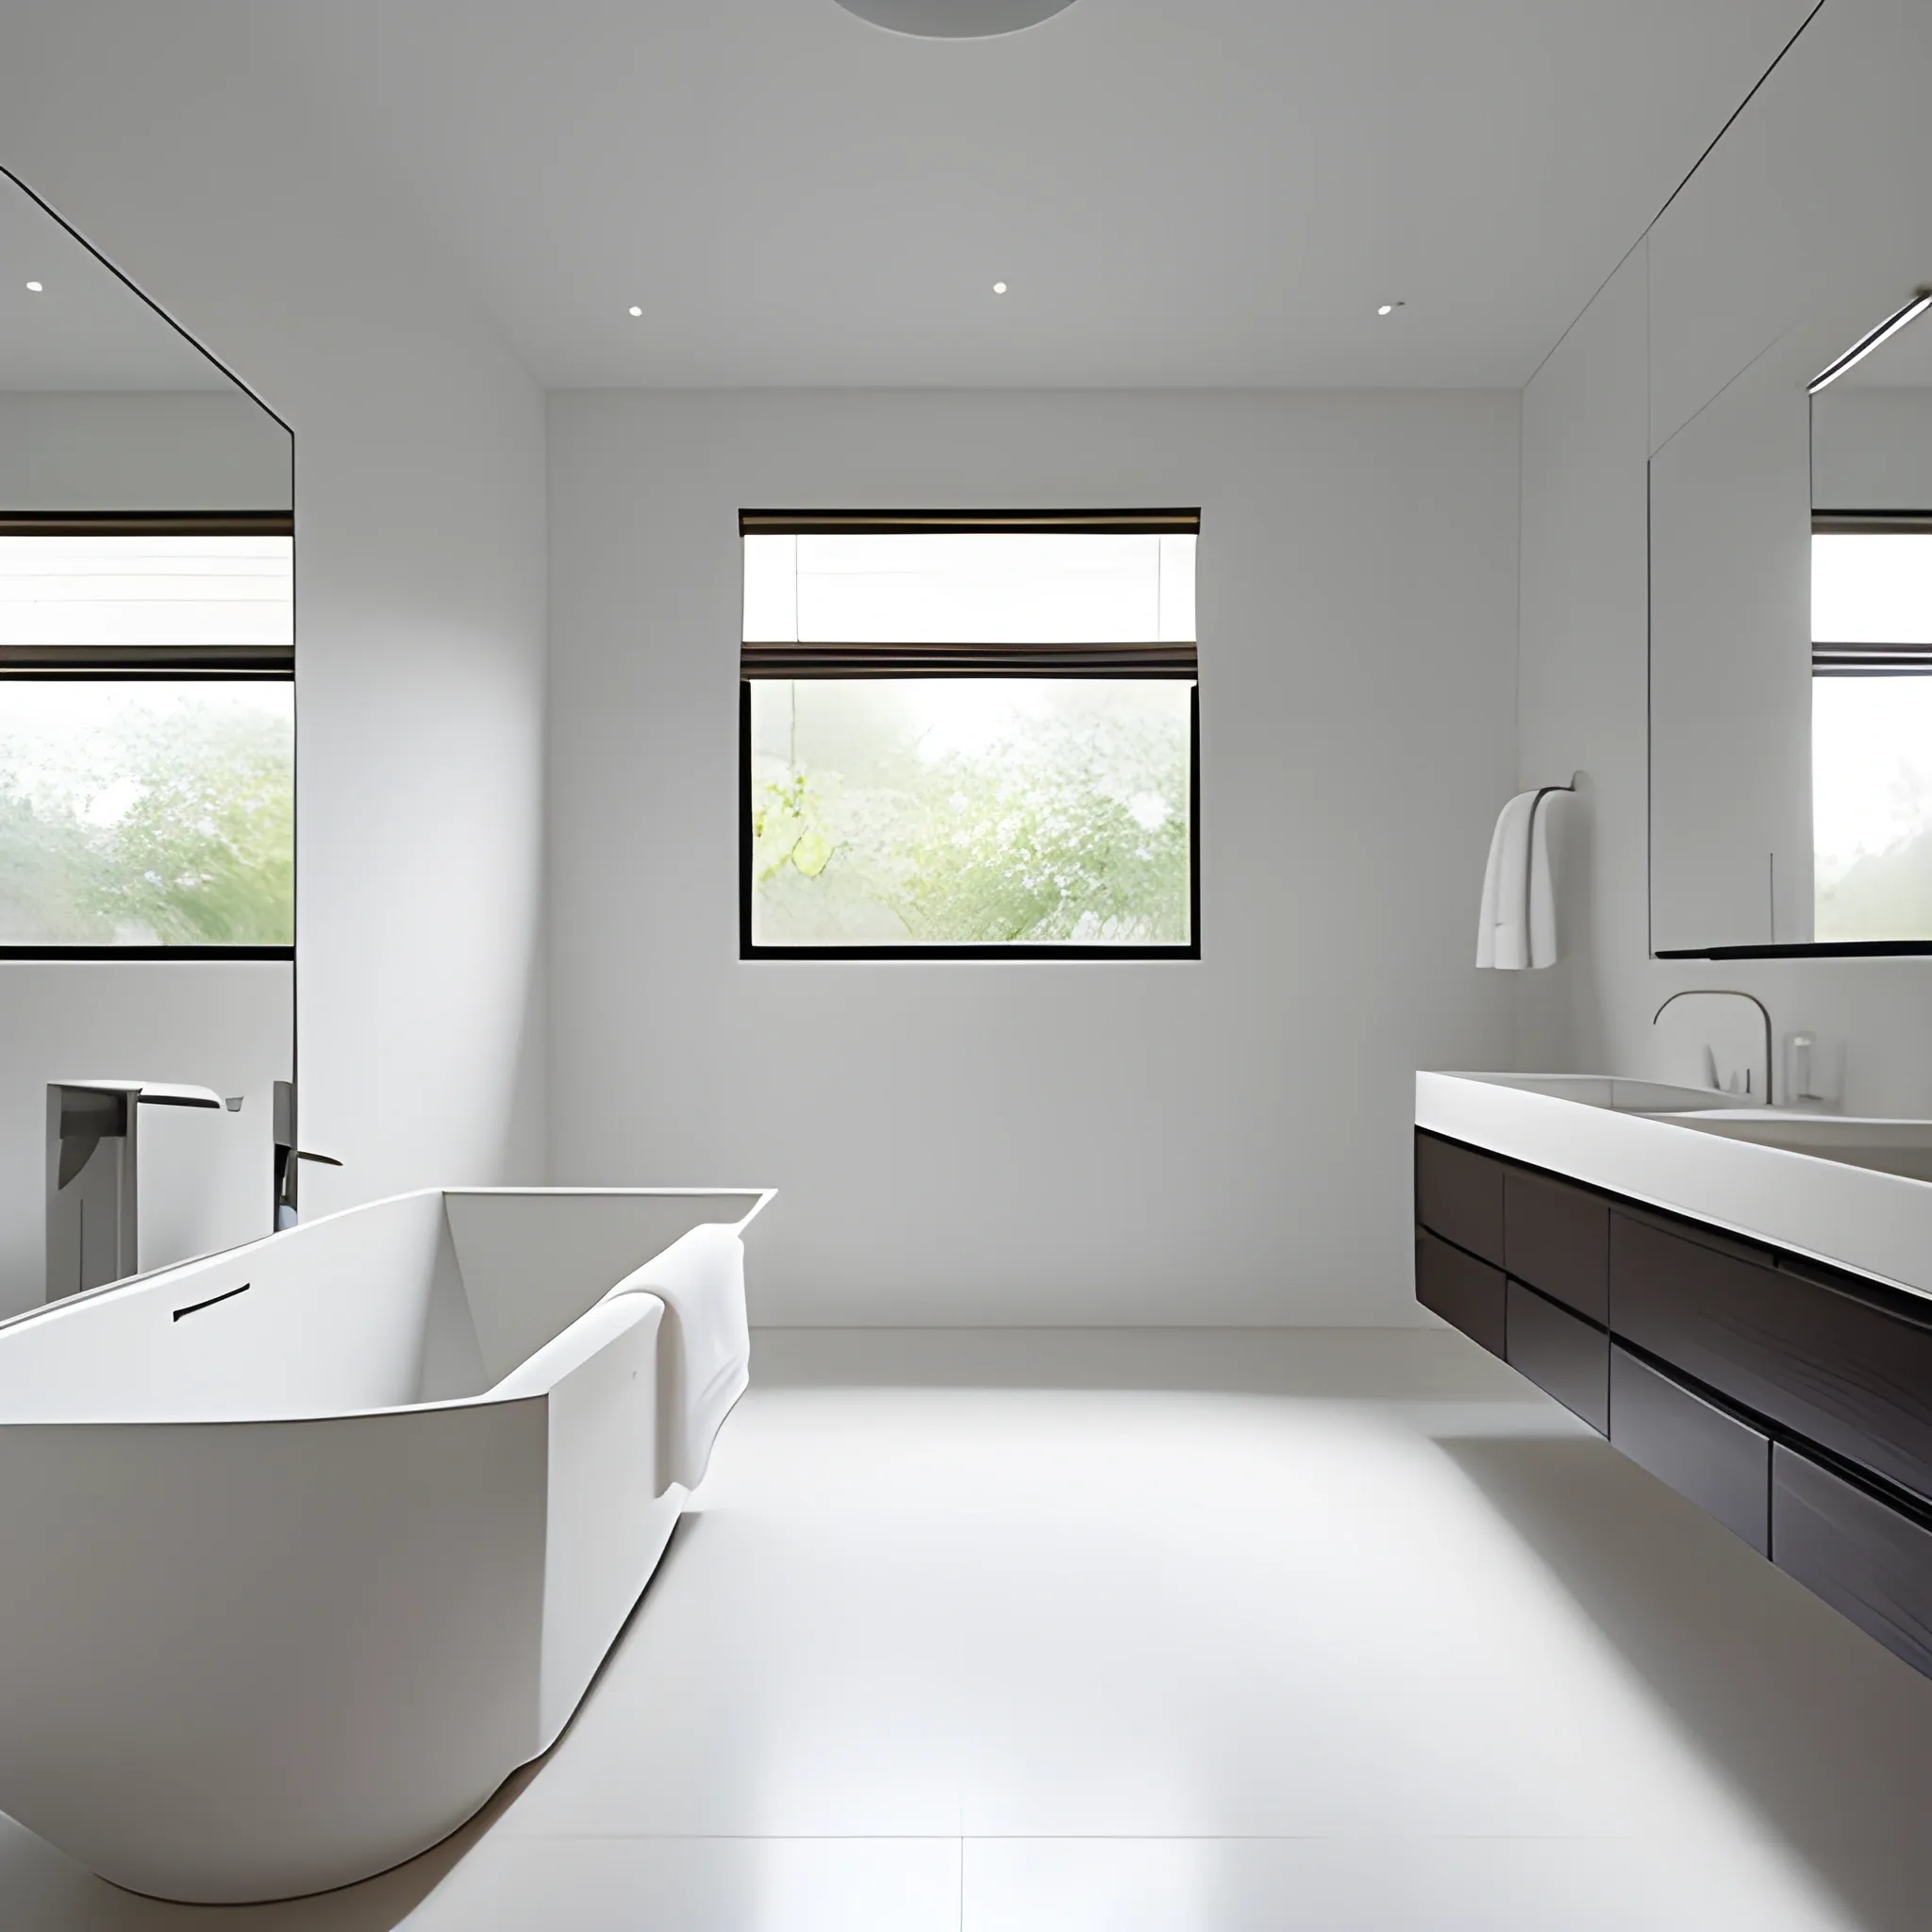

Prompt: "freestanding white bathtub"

[0,1184,773,1904]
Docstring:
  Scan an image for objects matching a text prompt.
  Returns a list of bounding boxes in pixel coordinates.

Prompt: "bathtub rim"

[0,1184,775,1427]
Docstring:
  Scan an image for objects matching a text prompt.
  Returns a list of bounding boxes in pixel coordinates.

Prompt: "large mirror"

[1648,4,1932,958]
[1650,341,1813,954]
[1807,292,1932,942]
[1652,291,1932,956]
[0,169,294,1314]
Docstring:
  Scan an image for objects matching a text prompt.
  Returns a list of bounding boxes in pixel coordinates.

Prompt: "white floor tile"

[961,1835,1873,1932]
[403,1836,961,1932]
[6,1330,1931,1931]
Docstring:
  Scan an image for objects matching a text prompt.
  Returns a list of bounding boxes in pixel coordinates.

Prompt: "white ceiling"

[0,170,237,391]
[268,0,1816,390]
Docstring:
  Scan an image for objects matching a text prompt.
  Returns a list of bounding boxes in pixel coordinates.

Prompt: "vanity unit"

[1417,1071,1932,1681]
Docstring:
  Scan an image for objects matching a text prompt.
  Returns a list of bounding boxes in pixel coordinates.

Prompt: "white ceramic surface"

[1,1328,1927,1929]
[1419,1070,1932,1301]
[0,1183,771,1906]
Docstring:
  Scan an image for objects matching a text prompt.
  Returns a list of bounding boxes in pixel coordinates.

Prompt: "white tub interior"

[0,1189,765,1425]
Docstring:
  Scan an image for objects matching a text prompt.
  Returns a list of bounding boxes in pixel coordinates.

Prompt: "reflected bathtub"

[0,1184,772,1904]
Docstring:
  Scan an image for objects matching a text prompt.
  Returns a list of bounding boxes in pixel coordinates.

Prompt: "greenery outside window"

[741,510,1200,958]
[0,515,294,955]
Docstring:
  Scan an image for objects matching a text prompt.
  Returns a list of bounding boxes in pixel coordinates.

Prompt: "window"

[0,515,293,955]
[1811,519,1932,941]
[741,510,1199,958]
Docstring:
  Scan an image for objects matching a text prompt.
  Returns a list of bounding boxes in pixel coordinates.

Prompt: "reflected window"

[741,515,1199,956]
[1812,523,1932,941]
[0,520,293,951]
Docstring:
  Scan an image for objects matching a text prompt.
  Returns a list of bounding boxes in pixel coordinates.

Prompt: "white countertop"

[1417,1071,1932,1306]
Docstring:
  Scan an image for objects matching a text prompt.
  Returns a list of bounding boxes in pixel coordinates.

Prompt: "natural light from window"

[743,527,1197,953]
[1813,529,1932,941]
[0,534,294,947]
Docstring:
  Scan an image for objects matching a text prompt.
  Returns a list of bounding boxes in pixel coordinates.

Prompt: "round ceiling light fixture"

[833,0,1081,39]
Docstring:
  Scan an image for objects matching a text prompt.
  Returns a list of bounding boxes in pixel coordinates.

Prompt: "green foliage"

[0,693,293,946]
[751,691,1191,946]
[895,709,1191,943]
[752,771,840,882]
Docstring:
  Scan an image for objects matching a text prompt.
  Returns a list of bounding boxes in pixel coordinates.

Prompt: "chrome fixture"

[46,1080,224,1300]
[1653,990,1774,1105]
[273,1079,342,1229]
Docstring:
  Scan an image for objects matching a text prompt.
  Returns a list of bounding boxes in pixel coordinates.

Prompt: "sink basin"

[1441,1073,1742,1114]
[1644,1111,1932,1182]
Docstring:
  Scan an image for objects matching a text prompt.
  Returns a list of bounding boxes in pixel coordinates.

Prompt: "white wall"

[1518,0,1932,1115]
[547,389,1520,1325]
[1812,387,1932,511]
[0,392,290,512]
[0,1,549,1206]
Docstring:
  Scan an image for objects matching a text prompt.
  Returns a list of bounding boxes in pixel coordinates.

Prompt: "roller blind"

[0,515,294,675]
[1812,519,1932,674]
[740,509,1199,678]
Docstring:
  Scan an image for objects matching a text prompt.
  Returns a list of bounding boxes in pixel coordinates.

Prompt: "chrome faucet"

[1653,990,1774,1106]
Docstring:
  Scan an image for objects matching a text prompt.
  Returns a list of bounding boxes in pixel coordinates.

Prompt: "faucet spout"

[1653,990,1774,1106]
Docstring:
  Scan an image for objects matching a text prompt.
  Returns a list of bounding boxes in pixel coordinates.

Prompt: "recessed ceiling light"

[992,281,1008,295]
[25,281,42,292]
[834,0,1079,37]
[627,305,643,317]
[1377,302,1404,316]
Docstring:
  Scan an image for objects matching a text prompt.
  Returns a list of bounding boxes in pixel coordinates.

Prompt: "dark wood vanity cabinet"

[1611,1209,1932,1506]
[1504,1169,1608,1324]
[1415,1133,1504,1268]
[1413,1125,1932,1681]
[1507,1281,1607,1433]
[1415,1227,1506,1358]
[1609,1344,1770,1555]
[1772,1446,1932,1678]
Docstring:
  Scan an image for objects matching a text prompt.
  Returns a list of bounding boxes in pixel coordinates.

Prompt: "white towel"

[603,1222,751,1495]
[1477,789,1562,970]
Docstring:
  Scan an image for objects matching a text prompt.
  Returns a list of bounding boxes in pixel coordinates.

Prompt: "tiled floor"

[5,1327,1931,1929]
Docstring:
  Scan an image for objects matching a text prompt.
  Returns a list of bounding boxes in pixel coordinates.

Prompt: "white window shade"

[0,534,293,657]
[743,532,1195,645]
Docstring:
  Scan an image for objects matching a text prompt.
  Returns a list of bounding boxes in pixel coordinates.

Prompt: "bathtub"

[0,1184,773,1904]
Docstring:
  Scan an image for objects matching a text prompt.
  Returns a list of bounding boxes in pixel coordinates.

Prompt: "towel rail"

[1524,775,1581,945]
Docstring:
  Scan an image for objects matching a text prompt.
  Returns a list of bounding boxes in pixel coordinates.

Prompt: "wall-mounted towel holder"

[1522,774,1581,955]
[1478,774,1584,971]
[1525,772,1581,897]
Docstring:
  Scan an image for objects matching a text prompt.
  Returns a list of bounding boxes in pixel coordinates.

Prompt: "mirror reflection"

[1809,289,1932,941]
[0,169,294,1313]
[1650,280,1932,956]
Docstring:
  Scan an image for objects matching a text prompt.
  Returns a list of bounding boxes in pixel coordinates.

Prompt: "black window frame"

[0,510,296,961]
[738,508,1202,962]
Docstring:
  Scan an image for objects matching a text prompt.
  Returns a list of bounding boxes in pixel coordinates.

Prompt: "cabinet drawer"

[1610,1345,1769,1554]
[1507,1280,1608,1433]
[1773,1446,1932,1680]
[1416,1228,1506,1357]
[1415,1132,1505,1266]
[1505,1168,1608,1323]
[1610,1210,1932,1505]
